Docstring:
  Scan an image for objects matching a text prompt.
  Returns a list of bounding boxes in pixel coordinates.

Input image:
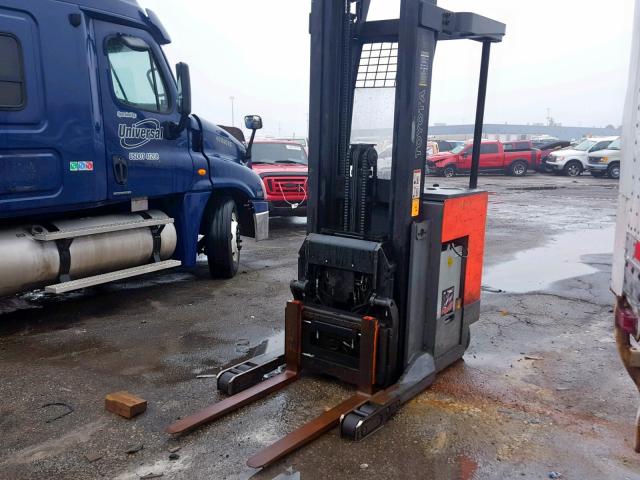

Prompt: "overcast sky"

[141,0,633,137]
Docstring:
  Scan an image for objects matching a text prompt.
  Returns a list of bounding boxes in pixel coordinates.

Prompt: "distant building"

[428,123,622,142]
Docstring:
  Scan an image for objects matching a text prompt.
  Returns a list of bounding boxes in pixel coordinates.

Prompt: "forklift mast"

[168,0,505,468]
[297,0,505,378]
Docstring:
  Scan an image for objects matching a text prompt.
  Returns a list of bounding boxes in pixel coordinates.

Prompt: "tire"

[508,160,528,177]
[442,165,456,178]
[607,163,620,180]
[563,161,582,177]
[590,171,605,178]
[205,197,240,279]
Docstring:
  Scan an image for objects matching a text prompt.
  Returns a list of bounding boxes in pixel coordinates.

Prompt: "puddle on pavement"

[483,226,614,294]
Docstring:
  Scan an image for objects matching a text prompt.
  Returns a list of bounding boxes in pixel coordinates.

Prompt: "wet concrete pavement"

[1,173,638,479]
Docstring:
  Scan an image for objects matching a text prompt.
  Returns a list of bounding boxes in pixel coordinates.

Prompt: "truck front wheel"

[607,163,620,180]
[205,197,240,278]
[563,161,583,177]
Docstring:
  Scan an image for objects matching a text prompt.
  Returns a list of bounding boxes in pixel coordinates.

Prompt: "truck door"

[459,147,472,171]
[479,143,501,171]
[94,21,192,200]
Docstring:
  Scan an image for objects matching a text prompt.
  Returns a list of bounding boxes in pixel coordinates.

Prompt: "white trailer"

[613,0,640,453]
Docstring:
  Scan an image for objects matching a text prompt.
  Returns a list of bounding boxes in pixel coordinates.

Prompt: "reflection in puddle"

[483,226,614,293]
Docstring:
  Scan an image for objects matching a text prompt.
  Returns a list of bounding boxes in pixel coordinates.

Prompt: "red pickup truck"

[251,140,308,217]
[426,141,541,177]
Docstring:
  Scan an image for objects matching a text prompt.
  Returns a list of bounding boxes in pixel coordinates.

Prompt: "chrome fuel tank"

[0,210,176,297]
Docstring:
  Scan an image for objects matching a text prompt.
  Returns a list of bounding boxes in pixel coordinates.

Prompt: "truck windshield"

[450,145,466,154]
[251,143,308,165]
[608,138,621,150]
[574,139,597,151]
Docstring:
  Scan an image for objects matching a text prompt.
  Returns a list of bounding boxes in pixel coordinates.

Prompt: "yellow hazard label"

[411,198,420,217]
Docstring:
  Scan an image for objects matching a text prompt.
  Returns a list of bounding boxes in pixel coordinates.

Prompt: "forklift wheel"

[205,197,240,278]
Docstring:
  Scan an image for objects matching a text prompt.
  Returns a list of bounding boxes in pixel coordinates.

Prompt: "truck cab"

[250,140,309,217]
[0,0,268,296]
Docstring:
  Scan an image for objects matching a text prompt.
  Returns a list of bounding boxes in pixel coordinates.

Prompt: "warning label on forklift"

[412,170,421,198]
[412,169,421,217]
[441,286,455,316]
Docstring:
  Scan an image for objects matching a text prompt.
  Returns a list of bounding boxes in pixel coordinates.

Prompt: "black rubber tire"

[607,163,620,180]
[590,171,605,178]
[205,197,240,279]
[563,161,582,177]
[508,160,528,177]
[443,165,456,178]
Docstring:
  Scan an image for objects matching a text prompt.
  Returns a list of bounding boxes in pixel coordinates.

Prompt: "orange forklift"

[168,0,505,467]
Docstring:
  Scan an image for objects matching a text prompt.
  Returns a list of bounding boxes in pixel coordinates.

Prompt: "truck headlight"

[600,156,609,163]
[257,178,266,199]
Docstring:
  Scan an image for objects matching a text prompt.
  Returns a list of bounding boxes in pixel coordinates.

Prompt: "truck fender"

[162,191,212,268]
[206,181,262,239]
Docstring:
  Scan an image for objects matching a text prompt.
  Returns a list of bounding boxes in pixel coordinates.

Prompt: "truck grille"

[264,176,308,199]
[589,157,602,164]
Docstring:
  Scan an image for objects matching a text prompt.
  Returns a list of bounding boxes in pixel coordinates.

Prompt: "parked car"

[251,141,308,217]
[587,137,621,179]
[537,140,572,172]
[545,137,618,177]
[426,141,541,177]
[427,141,440,155]
[531,137,560,148]
[431,139,456,152]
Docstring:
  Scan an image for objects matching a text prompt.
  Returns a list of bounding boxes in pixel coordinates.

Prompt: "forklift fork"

[167,301,303,436]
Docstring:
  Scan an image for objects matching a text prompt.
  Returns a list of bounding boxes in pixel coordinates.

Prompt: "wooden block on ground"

[105,391,147,419]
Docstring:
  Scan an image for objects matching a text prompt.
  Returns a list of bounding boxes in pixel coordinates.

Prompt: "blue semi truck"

[0,0,269,297]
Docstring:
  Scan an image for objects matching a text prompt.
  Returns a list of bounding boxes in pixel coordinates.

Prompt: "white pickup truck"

[545,136,619,177]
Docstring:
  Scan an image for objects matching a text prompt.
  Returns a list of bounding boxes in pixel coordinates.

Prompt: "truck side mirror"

[245,115,263,130]
[164,62,192,140]
[176,62,192,118]
[244,115,263,166]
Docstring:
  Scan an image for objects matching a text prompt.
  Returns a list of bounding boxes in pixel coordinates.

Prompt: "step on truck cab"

[0,0,269,297]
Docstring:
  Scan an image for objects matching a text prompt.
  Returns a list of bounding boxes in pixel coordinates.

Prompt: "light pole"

[230,96,235,127]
